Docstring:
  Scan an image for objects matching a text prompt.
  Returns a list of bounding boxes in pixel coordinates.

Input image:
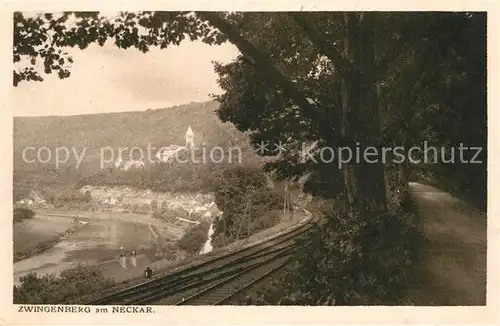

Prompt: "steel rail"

[87,224,309,304]
[175,251,293,305]
[125,244,300,305]
[213,258,289,305]
[86,209,318,305]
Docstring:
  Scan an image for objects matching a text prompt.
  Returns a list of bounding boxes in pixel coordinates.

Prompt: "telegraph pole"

[283,180,288,218]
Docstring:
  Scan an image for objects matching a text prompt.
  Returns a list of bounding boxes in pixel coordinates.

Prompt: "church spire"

[186,125,194,148]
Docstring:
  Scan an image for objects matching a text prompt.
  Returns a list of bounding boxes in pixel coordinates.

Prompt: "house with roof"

[156,126,196,163]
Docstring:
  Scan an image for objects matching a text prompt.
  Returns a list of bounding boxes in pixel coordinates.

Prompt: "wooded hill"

[14,100,263,195]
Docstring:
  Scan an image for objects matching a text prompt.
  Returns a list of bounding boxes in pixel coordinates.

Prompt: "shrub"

[243,195,420,306]
[211,166,284,246]
[177,221,210,256]
[150,199,158,212]
[13,208,35,223]
[14,265,114,304]
[255,209,282,230]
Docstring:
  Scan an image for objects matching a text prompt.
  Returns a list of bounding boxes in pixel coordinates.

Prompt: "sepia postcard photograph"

[1,1,498,325]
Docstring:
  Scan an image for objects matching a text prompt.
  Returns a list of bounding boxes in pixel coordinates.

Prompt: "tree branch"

[196,11,330,138]
[288,12,355,77]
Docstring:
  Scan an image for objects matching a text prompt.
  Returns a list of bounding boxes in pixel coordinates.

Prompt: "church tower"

[186,126,195,148]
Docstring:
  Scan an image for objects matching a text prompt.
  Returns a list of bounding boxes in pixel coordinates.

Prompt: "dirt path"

[409,182,487,305]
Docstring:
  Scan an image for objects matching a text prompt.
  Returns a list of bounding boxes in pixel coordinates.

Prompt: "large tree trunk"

[334,12,389,305]
[290,12,389,217]
[341,13,388,219]
[201,11,390,305]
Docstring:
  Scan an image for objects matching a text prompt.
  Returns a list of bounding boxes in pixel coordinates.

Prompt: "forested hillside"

[14,100,263,195]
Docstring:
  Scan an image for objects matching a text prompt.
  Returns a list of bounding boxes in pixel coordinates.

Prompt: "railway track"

[173,248,292,305]
[86,209,318,305]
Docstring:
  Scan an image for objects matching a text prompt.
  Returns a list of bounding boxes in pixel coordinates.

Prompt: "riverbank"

[14,209,187,285]
[67,209,309,304]
[14,214,81,262]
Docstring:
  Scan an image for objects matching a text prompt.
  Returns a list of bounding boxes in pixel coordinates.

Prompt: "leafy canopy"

[13,11,228,86]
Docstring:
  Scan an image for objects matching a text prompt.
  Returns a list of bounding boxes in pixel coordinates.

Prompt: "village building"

[156,126,196,163]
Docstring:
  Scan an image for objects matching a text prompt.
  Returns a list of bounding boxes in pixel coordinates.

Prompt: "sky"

[12,40,240,117]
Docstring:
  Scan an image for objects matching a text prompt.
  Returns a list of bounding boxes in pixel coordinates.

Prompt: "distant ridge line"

[13,100,218,119]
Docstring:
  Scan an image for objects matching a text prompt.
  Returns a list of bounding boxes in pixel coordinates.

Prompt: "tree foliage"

[13,207,35,223]
[14,265,114,304]
[13,11,486,304]
[211,166,283,246]
[13,11,229,86]
[177,220,211,256]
